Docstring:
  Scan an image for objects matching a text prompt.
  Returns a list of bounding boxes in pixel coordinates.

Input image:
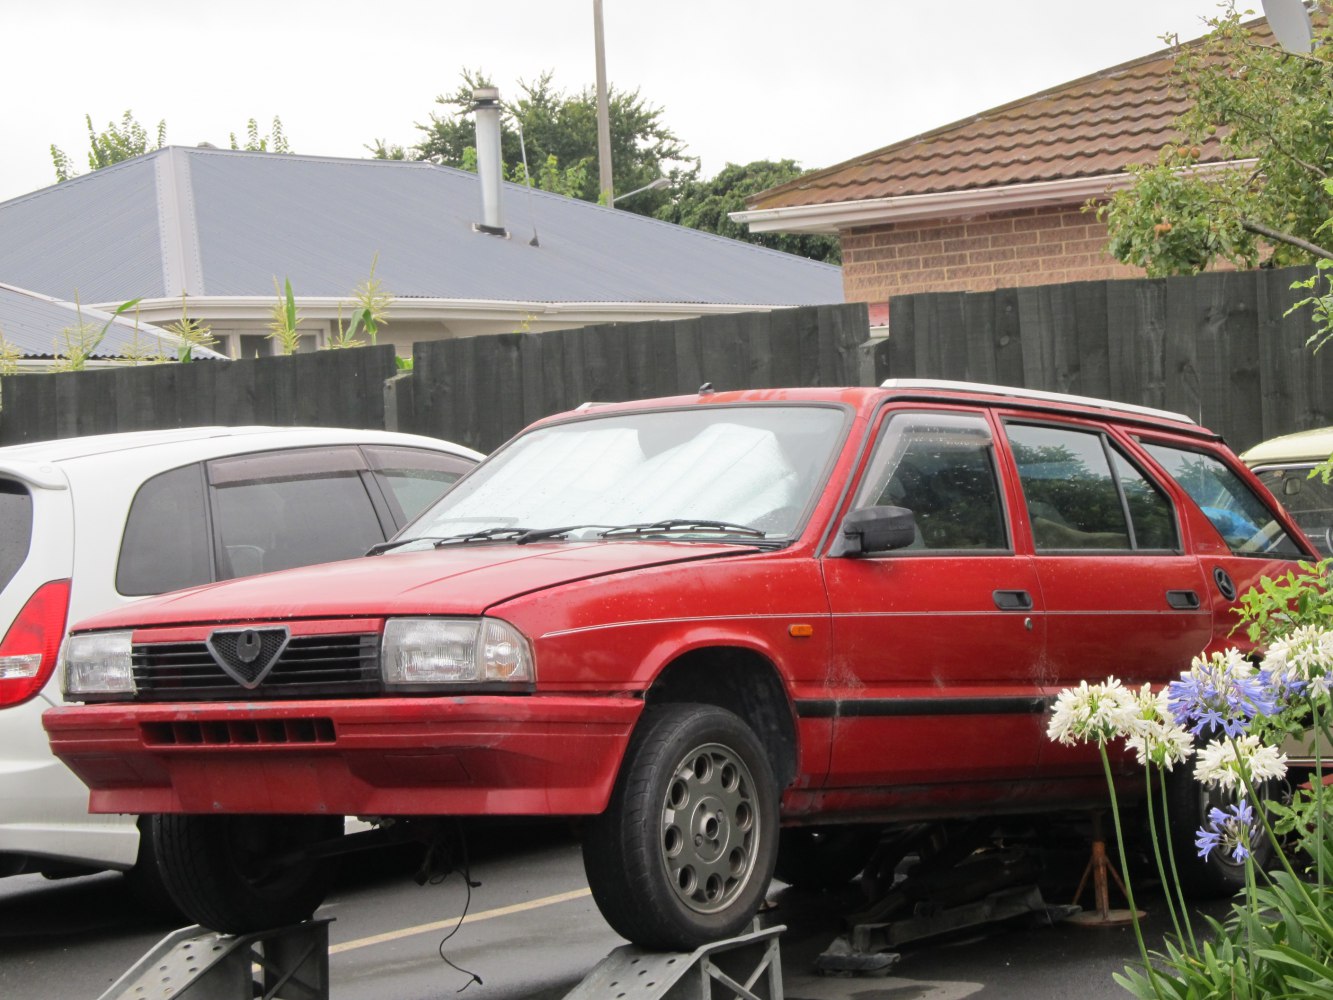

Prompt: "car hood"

[72,541,751,631]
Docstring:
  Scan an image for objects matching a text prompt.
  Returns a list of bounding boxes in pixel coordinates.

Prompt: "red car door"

[997,419,1215,777]
[819,407,1048,813]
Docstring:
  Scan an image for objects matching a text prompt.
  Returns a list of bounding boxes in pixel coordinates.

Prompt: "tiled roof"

[748,20,1272,212]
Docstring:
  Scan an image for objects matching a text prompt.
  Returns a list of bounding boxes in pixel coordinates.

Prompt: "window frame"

[850,406,1013,556]
[1002,418,1182,556]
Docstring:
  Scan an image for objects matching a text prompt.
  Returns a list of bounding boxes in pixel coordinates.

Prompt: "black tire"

[773,826,881,890]
[1164,768,1277,897]
[121,816,184,921]
[151,814,341,934]
[582,703,780,950]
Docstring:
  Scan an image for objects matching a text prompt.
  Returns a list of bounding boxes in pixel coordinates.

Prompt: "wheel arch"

[644,646,799,790]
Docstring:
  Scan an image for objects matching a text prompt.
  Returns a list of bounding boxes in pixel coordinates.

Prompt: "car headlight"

[62,631,135,697]
[381,617,534,687]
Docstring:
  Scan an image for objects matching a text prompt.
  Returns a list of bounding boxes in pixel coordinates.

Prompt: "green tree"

[1100,2,1333,276]
[654,160,841,264]
[229,117,291,153]
[51,112,292,182]
[51,110,166,182]
[409,69,697,214]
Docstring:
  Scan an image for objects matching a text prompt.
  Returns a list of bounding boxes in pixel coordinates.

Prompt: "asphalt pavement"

[0,822,1227,1000]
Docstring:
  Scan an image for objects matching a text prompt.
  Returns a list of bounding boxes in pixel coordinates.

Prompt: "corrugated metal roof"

[0,282,226,359]
[747,19,1274,213]
[0,148,841,306]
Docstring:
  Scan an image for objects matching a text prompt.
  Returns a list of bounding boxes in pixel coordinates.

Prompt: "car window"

[117,465,212,596]
[0,480,33,592]
[1254,466,1333,556]
[361,445,474,524]
[855,411,1008,551]
[1112,449,1179,550]
[1143,441,1304,559]
[1007,423,1174,552]
[207,447,386,580]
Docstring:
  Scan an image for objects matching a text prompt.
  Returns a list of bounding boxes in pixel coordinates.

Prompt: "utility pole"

[593,0,614,204]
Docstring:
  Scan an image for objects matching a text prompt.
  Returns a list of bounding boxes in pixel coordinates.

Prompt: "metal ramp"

[563,921,786,1000]
[96,919,330,1000]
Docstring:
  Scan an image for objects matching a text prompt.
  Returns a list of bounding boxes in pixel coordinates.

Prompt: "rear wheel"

[1164,769,1277,896]
[152,814,341,933]
[582,704,779,950]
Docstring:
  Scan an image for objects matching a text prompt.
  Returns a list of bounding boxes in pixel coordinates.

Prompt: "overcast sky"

[1,0,1232,204]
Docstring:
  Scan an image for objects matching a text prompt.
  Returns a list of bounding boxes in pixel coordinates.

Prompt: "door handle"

[1166,590,1201,610]
[993,589,1033,611]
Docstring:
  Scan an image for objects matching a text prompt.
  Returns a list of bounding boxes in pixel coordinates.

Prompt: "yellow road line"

[329,887,593,955]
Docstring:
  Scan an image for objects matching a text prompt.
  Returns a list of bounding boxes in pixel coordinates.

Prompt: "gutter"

[89,297,805,326]
[730,161,1255,235]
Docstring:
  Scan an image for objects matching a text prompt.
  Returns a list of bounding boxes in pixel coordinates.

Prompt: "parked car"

[1242,425,1333,557]
[45,382,1314,949]
[1,425,480,899]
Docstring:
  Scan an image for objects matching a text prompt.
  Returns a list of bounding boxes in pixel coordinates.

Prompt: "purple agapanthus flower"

[1167,649,1281,738]
[1195,799,1255,863]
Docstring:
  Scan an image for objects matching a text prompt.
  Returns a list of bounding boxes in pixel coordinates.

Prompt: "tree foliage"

[51,111,292,182]
[1101,2,1333,276]
[408,69,696,214]
[51,110,166,182]
[654,160,841,265]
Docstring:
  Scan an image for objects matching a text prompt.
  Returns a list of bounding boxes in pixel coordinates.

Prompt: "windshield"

[1254,465,1333,557]
[402,404,847,546]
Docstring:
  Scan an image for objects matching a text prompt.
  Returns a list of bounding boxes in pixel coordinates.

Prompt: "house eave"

[731,162,1250,235]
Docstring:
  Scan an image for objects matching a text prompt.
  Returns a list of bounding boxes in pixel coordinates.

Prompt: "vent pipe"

[472,87,508,237]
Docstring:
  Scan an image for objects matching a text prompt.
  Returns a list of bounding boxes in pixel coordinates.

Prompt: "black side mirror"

[830,505,917,557]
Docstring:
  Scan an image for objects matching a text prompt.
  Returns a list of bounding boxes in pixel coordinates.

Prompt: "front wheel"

[582,704,780,950]
[151,814,341,934]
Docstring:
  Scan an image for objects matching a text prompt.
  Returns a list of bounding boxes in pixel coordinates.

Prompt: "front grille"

[133,633,380,701]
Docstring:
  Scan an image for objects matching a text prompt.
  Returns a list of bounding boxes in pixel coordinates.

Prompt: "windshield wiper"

[367,536,438,556]
[433,527,534,547]
[599,519,767,540]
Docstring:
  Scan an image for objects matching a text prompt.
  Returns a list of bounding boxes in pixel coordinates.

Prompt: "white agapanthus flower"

[1194,734,1288,791]
[1047,677,1138,746]
[1125,684,1195,769]
[1266,626,1333,698]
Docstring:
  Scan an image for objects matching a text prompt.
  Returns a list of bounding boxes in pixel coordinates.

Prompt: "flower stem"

[1155,767,1196,955]
[1100,742,1162,999]
[1143,767,1184,946]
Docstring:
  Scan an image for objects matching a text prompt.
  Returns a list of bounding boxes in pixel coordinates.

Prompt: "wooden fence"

[875,265,1333,453]
[6,267,1332,456]
[0,304,871,452]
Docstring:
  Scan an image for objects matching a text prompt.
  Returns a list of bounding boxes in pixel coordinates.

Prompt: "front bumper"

[44,695,643,817]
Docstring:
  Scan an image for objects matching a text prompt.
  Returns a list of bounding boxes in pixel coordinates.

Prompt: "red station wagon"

[44,382,1314,949]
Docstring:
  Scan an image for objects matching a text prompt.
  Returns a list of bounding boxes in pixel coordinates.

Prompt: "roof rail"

[879,379,1196,425]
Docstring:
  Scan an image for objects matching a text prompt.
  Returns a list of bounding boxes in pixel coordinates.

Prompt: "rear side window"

[0,480,33,592]
[362,445,474,523]
[1007,423,1178,552]
[207,447,386,580]
[117,466,211,596]
[1144,442,1304,559]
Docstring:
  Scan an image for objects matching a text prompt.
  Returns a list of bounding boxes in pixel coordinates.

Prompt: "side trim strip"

[796,695,1049,718]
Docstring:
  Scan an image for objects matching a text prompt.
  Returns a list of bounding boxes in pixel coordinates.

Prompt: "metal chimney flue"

[471,87,508,238]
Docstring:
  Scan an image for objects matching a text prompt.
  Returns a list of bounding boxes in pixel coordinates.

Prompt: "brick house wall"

[842,203,1141,308]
